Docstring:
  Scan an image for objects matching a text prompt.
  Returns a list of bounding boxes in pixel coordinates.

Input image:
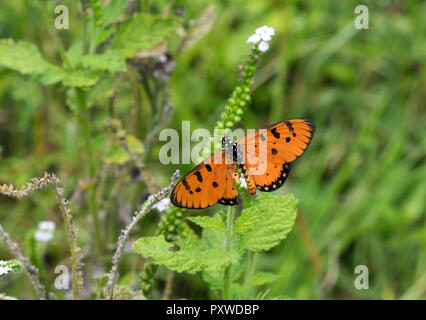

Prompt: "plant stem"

[80,0,90,55]
[51,179,82,300]
[75,87,102,255]
[0,224,46,300]
[243,251,256,293]
[223,206,235,300]
[104,170,180,299]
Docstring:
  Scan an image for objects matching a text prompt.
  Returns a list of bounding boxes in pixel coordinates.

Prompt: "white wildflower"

[255,25,275,38]
[240,175,247,189]
[260,33,272,41]
[0,261,14,276]
[34,230,54,242]
[247,25,274,52]
[38,221,55,232]
[258,41,270,52]
[153,198,171,212]
[0,265,12,276]
[34,220,55,242]
[247,33,261,44]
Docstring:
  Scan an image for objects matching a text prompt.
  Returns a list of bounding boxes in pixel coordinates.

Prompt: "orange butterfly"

[171,119,315,209]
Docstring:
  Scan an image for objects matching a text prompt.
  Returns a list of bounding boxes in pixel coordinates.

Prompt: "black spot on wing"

[218,197,238,206]
[284,121,294,132]
[195,171,203,182]
[182,178,190,190]
[257,163,291,192]
[271,127,280,139]
[205,164,212,172]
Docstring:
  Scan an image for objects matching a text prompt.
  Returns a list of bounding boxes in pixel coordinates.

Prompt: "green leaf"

[67,42,126,73]
[0,39,54,75]
[102,0,128,26]
[112,13,178,59]
[103,143,130,165]
[126,134,144,154]
[82,50,126,73]
[103,134,144,164]
[200,226,244,291]
[133,235,239,275]
[234,203,261,233]
[251,272,281,286]
[66,41,84,69]
[37,67,67,85]
[62,69,103,87]
[0,39,64,85]
[66,76,115,112]
[187,215,226,232]
[0,40,111,88]
[237,193,298,252]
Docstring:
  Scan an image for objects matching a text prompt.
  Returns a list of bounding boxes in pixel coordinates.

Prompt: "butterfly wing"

[218,165,239,205]
[171,150,238,209]
[237,119,315,191]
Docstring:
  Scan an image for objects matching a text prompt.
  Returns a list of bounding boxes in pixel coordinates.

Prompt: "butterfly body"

[171,119,315,209]
[240,164,257,194]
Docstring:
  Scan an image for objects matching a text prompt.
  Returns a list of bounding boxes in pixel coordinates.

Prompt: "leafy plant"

[134,193,298,299]
[1,0,423,301]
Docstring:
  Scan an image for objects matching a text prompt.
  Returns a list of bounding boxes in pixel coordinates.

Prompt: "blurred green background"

[0,0,425,299]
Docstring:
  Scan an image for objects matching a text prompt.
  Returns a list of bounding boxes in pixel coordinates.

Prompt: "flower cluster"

[247,25,275,52]
[0,259,22,277]
[0,261,12,276]
[151,197,171,212]
[34,221,56,242]
[0,172,59,199]
[196,26,275,163]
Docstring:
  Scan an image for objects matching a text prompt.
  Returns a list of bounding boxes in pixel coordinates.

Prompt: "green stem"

[52,183,80,300]
[75,88,102,255]
[223,206,235,300]
[80,0,90,54]
[243,251,256,294]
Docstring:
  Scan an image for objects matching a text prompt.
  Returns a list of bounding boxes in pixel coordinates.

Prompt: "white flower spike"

[258,41,270,53]
[255,26,275,37]
[34,220,55,242]
[247,33,261,44]
[34,230,54,242]
[153,198,171,212]
[38,221,55,232]
[247,25,274,53]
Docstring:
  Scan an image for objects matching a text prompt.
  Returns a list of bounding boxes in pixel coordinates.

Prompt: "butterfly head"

[222,136,232,147]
